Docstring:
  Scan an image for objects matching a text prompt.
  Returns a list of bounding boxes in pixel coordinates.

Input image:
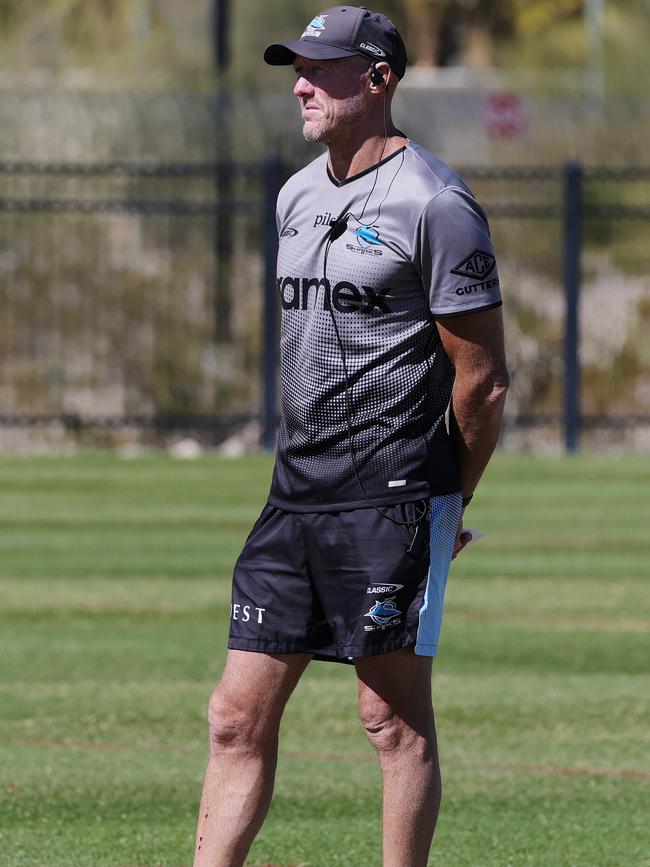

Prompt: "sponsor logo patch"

[281,227,299,238]
[450,249,496,280]
[277,275,393,314]
[359,41,386,57]
[231,602,266,624]
[314,211,335,228]
[366,583,404,595]
[455,277,500,296]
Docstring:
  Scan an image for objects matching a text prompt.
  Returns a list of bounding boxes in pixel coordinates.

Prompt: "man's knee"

[207,686,276,755]
[358,693,435,758]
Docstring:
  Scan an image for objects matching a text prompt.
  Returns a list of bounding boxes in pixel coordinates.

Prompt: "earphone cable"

[320,79,427,531]
[357,88,389,226]
[322,233,428,531]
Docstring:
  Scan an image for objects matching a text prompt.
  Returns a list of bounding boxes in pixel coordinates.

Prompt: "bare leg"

[193,649,311,867]
[356,648,440,867]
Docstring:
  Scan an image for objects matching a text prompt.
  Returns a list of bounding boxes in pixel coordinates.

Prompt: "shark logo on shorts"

[364,598,402,625]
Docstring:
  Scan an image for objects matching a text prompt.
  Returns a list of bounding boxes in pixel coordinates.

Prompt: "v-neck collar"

[326,145,407,188]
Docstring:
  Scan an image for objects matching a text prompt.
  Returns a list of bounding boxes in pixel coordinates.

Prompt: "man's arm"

[435,306,510,556]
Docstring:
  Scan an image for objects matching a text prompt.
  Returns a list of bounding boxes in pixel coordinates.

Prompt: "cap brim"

[264,39,358,66]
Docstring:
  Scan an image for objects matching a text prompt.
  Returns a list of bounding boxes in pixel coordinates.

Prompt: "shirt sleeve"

[275,177,294,239]
[275,197,283,238]
[413,186,502,317]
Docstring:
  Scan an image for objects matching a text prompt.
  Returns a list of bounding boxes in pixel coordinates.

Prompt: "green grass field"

[0,452,648,867]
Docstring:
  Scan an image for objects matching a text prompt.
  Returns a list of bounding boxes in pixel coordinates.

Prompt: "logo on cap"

[302,14,328,38]
[360,42,386,57]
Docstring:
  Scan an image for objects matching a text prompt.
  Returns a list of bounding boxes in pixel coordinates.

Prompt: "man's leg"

[193,648,311,867]
[356,648,440,867]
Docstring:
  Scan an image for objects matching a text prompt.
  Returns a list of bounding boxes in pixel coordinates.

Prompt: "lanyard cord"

[321,232,428,531]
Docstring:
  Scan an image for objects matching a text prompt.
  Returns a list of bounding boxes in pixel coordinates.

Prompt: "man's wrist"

[461,494,473,509]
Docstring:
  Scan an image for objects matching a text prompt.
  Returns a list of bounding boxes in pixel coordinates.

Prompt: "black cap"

[264,6,408,79]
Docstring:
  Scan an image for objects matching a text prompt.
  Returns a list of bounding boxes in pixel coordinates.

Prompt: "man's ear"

[369,61,390,89]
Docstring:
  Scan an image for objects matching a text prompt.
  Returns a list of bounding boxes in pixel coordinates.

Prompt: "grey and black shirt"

[270,140,502,512]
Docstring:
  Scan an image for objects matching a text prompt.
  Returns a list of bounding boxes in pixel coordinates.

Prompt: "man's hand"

[452,512,473,559]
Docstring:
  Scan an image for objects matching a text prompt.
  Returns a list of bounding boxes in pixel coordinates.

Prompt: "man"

[194,6,509,866]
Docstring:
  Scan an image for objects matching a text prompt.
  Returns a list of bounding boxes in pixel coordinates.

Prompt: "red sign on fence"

[484,92,527,139]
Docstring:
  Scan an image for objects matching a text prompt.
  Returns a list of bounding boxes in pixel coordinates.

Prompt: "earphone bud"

[370,63,384,86]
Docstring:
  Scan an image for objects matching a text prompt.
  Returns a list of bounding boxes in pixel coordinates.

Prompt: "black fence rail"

[0,158,648,452]
[459,162,650,452]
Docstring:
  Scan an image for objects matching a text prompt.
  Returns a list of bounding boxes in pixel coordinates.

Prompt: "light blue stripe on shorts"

[415,491,463,657]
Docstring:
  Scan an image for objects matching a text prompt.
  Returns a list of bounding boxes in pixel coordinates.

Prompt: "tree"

[401,0,582,68]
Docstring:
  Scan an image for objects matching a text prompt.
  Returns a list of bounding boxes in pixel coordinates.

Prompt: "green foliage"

[0,0,214,88]
[513,0,583,37]
[0,0,27,31]
[0,0,649,91]
[497,0,650,92]
[0,453,649,865]
[602,0,650,91]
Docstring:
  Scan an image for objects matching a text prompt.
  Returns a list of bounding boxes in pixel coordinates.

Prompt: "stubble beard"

[302,124,325,143]
[301,91,366,144]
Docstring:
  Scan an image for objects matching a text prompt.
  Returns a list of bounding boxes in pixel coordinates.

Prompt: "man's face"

[292,55,370,143]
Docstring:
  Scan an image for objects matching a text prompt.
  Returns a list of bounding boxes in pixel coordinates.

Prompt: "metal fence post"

[214,91,233,342]
[563,160,583,453]
[262,153,282,450]
[212,0,233,342]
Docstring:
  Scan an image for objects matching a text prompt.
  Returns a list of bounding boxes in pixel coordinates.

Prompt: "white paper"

[460,528,487,550]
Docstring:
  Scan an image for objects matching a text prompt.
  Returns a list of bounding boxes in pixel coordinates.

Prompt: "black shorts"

[228,493,462,663]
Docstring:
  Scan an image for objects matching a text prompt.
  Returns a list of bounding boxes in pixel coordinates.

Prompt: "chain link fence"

[464,164,650,451]
[0,148,648,451]
[0,159,272,450]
